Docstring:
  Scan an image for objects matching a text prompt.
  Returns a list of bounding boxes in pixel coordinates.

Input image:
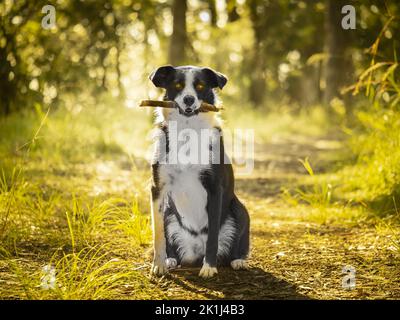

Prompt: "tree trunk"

[0,34,16,115]
[323,0,353,108]
[247,0,266,107]
[227,0,240,23]
[248,48,266,107]
[169,0,188,66]
[116,42,125,100]
[206,0,217,26]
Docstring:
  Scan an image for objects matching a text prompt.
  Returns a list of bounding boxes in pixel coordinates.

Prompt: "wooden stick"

[199,102,223,112]
[139,100,223,112]
[139,100,176,108]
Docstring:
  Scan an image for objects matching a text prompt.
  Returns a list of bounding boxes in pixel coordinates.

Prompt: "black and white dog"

[149,65,250,278]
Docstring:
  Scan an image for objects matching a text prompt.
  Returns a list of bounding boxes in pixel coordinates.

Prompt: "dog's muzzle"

[179,95,199,116]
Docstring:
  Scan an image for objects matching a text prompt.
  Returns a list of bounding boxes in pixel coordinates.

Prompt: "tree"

[206,0,217,26]
[323,0,353,108]
[0,0,153,115]
[0,1,42,115]
[226,0,240,23]
[168,0,188,65]
[246,0,268,106]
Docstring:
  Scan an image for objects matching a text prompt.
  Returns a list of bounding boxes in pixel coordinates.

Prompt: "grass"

[282,158,333,209]
[340,109,400,214]
[1,245,153,299]
[0,102,157,299]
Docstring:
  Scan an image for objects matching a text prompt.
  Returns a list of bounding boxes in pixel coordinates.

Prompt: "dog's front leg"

[199,184,222,278]
[150,185,168,276]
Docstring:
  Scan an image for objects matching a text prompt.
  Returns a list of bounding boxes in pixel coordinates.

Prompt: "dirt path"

[148,135,400,299]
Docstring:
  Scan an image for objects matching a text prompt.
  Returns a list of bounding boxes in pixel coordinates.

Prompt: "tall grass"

[341,13,400,218]
[65,196,151,249]
[281,158,353,225]
[282,158,333,208]
[0,243,154,299]
[0,106,50,247]
[284,13,400,226]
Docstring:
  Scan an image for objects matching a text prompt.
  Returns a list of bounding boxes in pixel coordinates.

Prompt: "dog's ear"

[149,65,175,88]
[202,68,228,89]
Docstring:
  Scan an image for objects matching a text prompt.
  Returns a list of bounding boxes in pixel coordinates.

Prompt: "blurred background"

[0,0,400,299]
[0,0,398,113]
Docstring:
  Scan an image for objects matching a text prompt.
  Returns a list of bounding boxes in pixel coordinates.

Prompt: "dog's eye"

[196,83,205,91]
[174,83,183,90]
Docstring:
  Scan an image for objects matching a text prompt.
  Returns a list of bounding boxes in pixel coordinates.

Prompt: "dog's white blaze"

[174,70,201,110]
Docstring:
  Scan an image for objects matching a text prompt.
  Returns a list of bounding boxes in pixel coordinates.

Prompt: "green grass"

[0,245,155,300]
[339,109,400,214]
[282,158,333,208]
[0,102,157,299]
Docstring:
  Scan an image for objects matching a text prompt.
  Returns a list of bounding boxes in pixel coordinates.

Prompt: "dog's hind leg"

[165,248,179,269]
[229,195,250,270]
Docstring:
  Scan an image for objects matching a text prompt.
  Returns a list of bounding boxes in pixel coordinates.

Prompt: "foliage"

[340,10,400,216]
[2,1,398,114]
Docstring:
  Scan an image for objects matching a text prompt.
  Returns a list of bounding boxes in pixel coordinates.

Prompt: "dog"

[149,65,250,278]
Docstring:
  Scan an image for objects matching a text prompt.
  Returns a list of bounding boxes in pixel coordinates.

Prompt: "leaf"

[306,53,327,66]
[299,157,314,176]
[381,63,398,82]
[358,62,392,82]
[354,62,391,96]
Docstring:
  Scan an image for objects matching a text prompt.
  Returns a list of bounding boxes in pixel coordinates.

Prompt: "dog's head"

[149,65,227,117]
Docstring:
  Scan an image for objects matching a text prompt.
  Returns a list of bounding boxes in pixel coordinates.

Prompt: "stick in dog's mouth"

[139,100,223,113]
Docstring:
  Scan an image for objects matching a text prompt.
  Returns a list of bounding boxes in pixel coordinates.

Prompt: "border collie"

[149,65,250,278]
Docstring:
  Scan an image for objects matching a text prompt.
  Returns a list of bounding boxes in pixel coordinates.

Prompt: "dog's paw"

[165,258,178,269]
[199,263,218,278]
[151,259,168,276]
[231,259,249,270]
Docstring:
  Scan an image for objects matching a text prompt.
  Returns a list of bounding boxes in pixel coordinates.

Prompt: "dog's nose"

[183,95,195,106]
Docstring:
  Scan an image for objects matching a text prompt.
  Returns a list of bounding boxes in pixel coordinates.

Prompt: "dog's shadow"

[165,266,311,300]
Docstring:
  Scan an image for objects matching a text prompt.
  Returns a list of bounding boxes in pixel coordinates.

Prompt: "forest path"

[150,134,400,299]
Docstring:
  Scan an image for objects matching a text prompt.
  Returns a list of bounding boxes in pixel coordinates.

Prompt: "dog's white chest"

[160,164,209,264]
[160,165,208,231]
